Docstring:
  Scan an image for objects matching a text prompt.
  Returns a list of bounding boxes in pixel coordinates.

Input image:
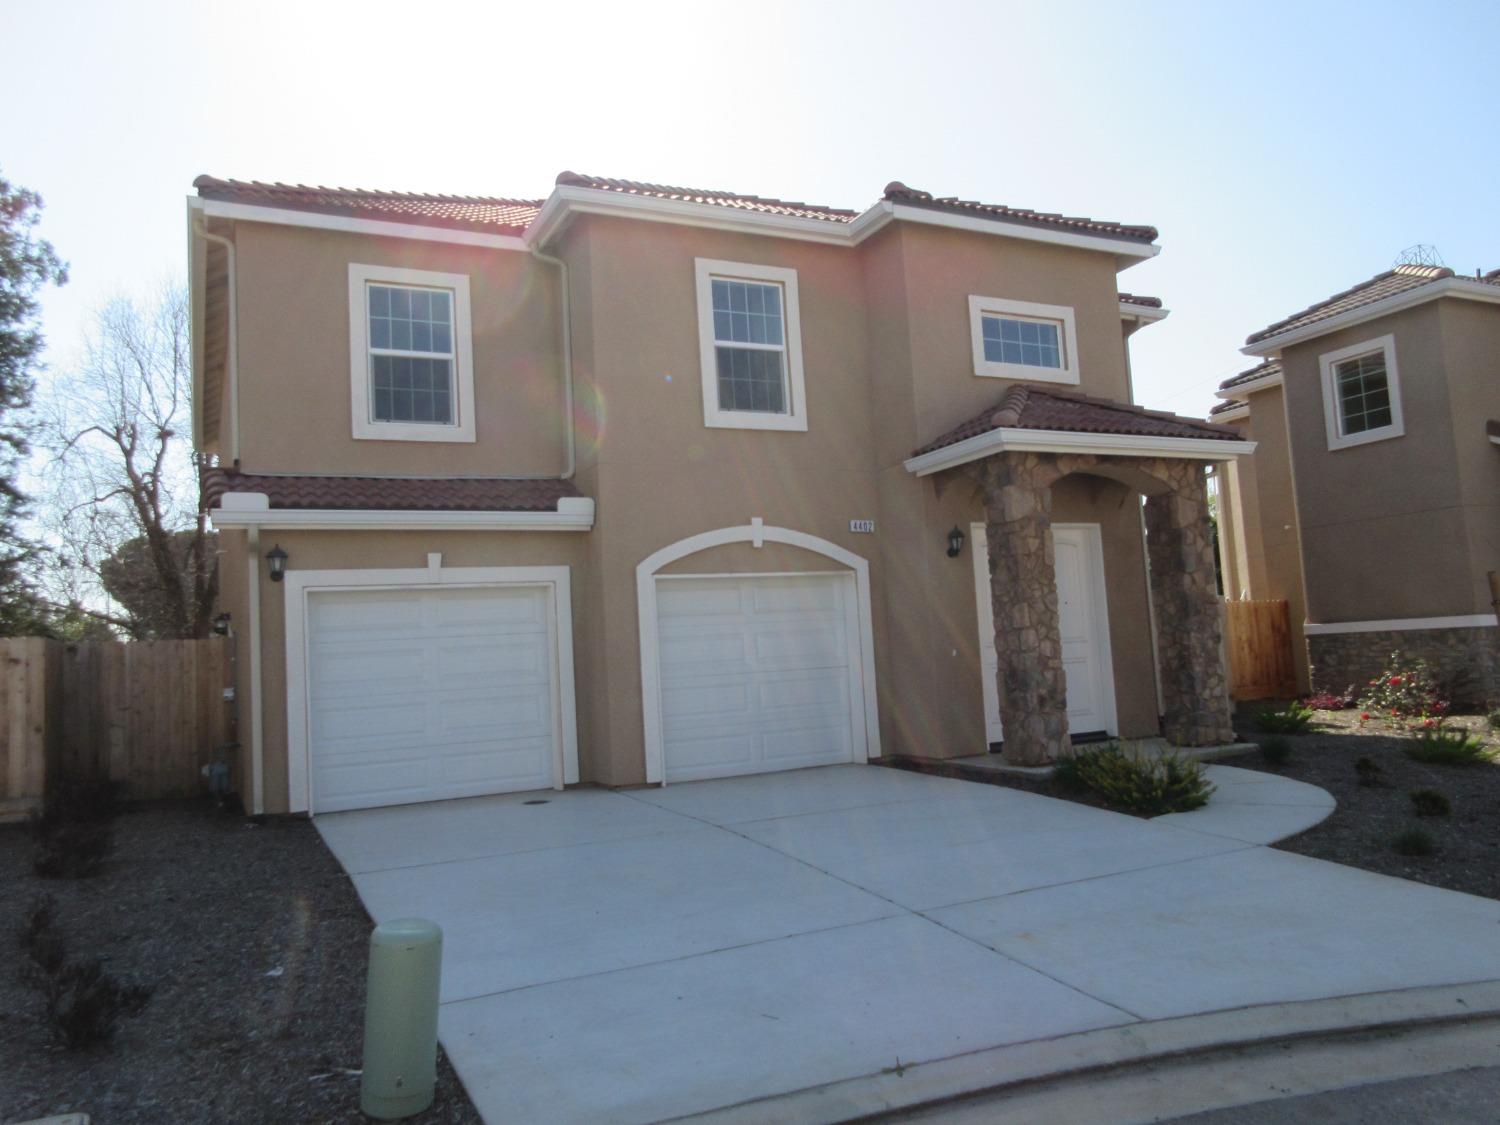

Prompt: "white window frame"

[348,263,475,442]
[1318,333,1404,450]
[694,258,807,431]
[968,295,1080,385]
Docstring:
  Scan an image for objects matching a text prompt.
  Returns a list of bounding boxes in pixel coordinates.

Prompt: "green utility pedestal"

[361,918,443,1120]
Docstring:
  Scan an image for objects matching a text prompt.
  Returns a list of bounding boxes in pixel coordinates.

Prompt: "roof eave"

[1243,277,1500,356]
[195,196,531,250]
[903,428,1256,477]
[1213,370,1283,400]
[208,493,596,532]
[1120,301,1170,325]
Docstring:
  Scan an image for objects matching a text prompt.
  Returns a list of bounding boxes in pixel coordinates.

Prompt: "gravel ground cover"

[1220,707,1500,901]
[0,801,481,1125]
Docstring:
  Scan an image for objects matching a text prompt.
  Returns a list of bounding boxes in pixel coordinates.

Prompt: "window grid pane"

[1335,352,1393,435]
[981,315,1061,369]
[367,282,456,425]
[716,347,786,414]
[368,284,454,357]
[711,278,784,347]
[371,355,454,424]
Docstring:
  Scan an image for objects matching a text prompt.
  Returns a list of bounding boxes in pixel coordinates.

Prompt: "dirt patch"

[0,801,480,1125]
[1221,709,1500,901]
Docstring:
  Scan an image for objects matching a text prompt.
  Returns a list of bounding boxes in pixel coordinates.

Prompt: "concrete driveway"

[316,765,1500,1124]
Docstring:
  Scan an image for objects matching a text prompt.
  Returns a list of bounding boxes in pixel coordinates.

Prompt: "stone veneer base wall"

[1309,626,1499,708]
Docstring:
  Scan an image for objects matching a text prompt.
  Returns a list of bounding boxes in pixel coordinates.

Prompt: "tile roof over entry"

[193,176,542,234]
[1245,265,1500,345]
[200,469,581,512]
[913,385,1240,458]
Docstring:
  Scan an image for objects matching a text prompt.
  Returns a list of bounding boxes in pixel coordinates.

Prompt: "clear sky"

[7,0,1499,416]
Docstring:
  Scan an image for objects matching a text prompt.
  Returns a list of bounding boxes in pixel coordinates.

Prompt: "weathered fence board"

[1224,598,1297,701]
[0,637,232,818]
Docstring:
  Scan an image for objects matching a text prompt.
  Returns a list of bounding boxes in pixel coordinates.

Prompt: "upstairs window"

[348,264,475,442]
[695,259,807,431]
[1318,334,1404,450]
[968,295,1080,384]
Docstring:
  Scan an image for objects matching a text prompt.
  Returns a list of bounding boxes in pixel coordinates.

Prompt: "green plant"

[1402,728,1497,766]
[1260,736,1292,765]
[1050,751,1089,793]
[1357,651,1449,723]
[1487,710,1500,732]
[1254,703,1314,734]
[1392,827,1435,857]
[1409,789,1451,817]
[1354,756,1385,787]
[1054,744,1215,816]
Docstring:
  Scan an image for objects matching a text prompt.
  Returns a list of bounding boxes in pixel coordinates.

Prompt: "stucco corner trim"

[283,564,580,815]
[208,498,595,532]
[635,522,881,785]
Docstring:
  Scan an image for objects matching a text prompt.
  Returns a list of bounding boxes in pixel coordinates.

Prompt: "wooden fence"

[1223,598,1297,701]
[0,637,233,820]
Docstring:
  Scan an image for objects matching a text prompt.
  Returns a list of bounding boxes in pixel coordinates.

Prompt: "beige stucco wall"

[1437,300,1500,614]
[1281,301,1475,621]
[230,222,567,476]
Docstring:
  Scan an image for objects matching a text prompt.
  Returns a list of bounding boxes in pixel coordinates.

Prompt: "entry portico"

[906,384,1256,766]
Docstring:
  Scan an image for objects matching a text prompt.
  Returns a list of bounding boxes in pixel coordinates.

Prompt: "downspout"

[529,246,575,479]
[193,216,241,467]
[246,525,265,816]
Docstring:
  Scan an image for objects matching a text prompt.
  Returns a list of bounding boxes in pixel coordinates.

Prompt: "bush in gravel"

[1357,652,1448,724]
[1402,728,1497,766]
[1259,736,1292,765]
[1255,703,1314,734]
[17,894,152,1050]
[1055,743,1215,816]
[1392,827,1436,857]
[1303,687,1355,711]
[1488,710,1500,732]
[1354,757,1385,787]
[1409,789,1451,817]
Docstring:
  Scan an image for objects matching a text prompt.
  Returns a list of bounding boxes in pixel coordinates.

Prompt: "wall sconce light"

[266,544,288,583]
[946,525,966,558]
[212,612,232,636]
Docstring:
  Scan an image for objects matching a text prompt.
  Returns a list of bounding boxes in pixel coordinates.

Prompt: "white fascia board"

[196,197,530,251]
[1213,370,1283,400]
[903,427,1255,476]
[1242,277,1500,356]
[1120,302,1170,324]
[210,496,595,532]
[1211,403,1250,423]
[880,203,1160,266]
[1304,614,1496,635]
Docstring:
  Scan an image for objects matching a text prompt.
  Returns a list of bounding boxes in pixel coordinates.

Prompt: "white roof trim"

[1213,370,1283,400]
[191,196,531,251]
[1243,277,1500,355]
[1304,614,1496,635]
[525,186,1161,265]
[1211,403,1250,423]
[209,494,595,532]
[1120,301,1170,323]
[903,427,1255,477]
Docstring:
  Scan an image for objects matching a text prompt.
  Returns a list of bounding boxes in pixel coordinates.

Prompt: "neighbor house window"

[968,295,1079,384]
[348,264,475,442]
[1318,334,1404,450]
[695,259,806,431]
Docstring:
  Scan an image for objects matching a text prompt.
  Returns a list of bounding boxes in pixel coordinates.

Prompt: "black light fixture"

[212,612,232,636]
[946,525,966,558]
[266,544,289,582]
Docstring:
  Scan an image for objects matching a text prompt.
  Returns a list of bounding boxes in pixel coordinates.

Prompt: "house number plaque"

[849,520,876,533]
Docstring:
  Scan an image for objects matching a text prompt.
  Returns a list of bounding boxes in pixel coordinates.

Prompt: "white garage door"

[307,586,556,812]
[656,574,863,783]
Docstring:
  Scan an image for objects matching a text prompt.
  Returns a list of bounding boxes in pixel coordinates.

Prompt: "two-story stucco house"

[189,172,1252,816]
[1214,263,1500,705]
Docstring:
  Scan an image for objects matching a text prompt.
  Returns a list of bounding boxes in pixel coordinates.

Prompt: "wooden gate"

[1223,599,1297,701]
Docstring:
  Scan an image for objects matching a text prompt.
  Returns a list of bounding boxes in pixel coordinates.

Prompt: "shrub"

[1259,736,1292,765]
[1050,752,1089,794]
[1354,756,1385,787]
[1409,789,1451,817]
[1403,728,1497,766]
[32,820,113,880]
[1255,703,1314,734]
[1488,710,1500,732]
[1303,687,1355,711]
[1357,652,1448,723]
[1392,827,1435,857]
[1054,744,1215,816]
[17,894,151,1050]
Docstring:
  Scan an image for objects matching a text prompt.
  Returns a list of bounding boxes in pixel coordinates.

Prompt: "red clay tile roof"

[553,171,857,223]
[194,176,542,234]
[1209,399,1248,417]
[1118,292,1163,308]
[201,469,580,512]
[883,182,1158,245]
[1217,359,1282,393]
[1245,265,1500,345]
[913,385,1240,457]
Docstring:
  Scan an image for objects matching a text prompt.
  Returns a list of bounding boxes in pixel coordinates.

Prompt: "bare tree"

[37,284,216,638]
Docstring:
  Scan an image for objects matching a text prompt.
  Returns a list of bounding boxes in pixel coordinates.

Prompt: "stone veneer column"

[1143,460,1236,745]
[979,453,1072,766]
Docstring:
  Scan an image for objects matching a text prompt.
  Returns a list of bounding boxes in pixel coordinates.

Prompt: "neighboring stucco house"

[1214,263,1500,704]
[189,172,1252,816]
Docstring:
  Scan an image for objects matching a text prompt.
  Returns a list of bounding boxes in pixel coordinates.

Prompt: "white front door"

[655,573,865,783]
[971,522,1117,745]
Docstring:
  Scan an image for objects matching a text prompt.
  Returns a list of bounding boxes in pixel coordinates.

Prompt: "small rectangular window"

[1333,351,1392,435]
[1317,334,1404,450]
[980,314,1063,369]
[695,259,807,431]
[968,295,1079,384]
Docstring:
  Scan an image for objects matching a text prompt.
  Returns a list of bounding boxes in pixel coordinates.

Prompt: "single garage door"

[656,574,863,783]
[307,586,557,812]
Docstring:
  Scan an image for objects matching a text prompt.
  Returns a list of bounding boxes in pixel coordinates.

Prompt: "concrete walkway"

[316,765,1500,1124]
